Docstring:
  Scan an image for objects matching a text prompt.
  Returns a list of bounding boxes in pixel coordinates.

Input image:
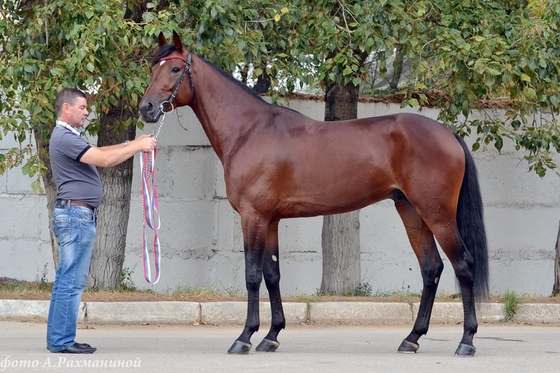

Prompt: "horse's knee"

[245,268,263,292]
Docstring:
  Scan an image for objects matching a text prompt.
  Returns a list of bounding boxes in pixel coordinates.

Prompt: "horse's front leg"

[256,220,285,352]
[227,218,267,354]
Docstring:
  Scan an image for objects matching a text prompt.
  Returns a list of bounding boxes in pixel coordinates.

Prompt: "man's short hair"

[55,88,86,117]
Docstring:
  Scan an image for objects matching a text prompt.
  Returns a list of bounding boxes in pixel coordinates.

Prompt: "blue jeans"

[47,203,96,352]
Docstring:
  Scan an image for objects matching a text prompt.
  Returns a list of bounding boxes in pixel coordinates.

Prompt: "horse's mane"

[153,44,270,104]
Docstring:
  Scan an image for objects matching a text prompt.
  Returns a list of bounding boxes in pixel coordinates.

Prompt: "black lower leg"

[228,243,263,354]
[399,251,443,353]
[257,247,285,352]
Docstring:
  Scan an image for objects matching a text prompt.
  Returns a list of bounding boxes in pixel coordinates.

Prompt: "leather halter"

[157,51,194,113]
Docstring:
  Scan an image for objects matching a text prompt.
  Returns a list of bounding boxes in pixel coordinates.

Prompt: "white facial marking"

[159,60,166,66]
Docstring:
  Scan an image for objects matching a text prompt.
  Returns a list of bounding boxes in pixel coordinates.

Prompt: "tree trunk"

[389,45,404,91]
[253,67,271,94]
[87,107,136,289]
[34,129,59,270]
[321,211,361,294]
[553,221,560,296]
[320,81,361,295]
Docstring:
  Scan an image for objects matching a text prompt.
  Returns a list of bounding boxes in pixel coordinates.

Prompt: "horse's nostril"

[139,101,153,116]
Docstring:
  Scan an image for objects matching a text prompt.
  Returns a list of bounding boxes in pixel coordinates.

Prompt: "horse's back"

[227,111,465,220]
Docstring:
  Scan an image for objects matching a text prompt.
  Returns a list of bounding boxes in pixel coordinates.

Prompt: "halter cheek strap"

[158,51,194,113]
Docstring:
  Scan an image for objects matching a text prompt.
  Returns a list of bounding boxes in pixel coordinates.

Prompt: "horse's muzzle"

[138,100,162,123]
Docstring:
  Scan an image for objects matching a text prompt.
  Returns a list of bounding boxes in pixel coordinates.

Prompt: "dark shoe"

[56,343,97,354]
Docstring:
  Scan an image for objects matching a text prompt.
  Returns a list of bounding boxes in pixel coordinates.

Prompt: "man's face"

[64,97,89,128]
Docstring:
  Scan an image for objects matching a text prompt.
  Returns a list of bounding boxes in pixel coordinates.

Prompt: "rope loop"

[140,148,161,284]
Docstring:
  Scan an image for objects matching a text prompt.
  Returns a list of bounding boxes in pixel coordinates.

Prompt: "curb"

[1,300,559,325]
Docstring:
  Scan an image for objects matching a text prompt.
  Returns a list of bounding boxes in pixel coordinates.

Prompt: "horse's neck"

[189,58,267,163]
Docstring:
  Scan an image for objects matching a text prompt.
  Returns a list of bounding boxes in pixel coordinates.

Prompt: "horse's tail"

[454,133,489,301]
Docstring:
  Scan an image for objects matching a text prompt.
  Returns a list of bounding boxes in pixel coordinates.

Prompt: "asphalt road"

[1,322,559,372]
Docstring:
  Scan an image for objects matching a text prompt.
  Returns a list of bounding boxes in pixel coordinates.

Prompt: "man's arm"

[80,134,157,167]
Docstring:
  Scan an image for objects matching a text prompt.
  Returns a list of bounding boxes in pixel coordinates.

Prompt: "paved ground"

[1,321,559,373]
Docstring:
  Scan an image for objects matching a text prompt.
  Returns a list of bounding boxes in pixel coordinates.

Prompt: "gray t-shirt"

[49,124,103,208]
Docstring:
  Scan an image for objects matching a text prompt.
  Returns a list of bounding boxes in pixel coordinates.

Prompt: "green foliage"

[120,267,136,292]
[0,0,179,187]
[40,263,51,291]
[1,0,559,182]
[413,0,560,176]
[502,289,521,322]
[351,282,373,297]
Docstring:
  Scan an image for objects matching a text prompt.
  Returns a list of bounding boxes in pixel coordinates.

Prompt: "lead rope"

[139,111,168,284]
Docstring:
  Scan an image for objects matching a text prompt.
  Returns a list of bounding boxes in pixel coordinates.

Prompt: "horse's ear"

[157,32,167,47]
[172,30,184,54]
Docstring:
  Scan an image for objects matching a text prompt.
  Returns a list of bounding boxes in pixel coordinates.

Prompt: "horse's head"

[139,31,194,123]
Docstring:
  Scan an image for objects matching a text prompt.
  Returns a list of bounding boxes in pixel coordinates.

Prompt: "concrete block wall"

[1,99,559,297]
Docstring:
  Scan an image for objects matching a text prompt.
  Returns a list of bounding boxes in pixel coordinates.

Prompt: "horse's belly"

[276,182,393,219]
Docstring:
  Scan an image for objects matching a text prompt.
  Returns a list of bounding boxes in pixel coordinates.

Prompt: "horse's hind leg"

[394,198,444,354]
[256,220,286,352]
[430,225,479,357]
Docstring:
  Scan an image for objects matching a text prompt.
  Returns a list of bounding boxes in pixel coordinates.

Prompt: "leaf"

[494,136,503,151]
[550,95,559,108]
[484,73,494,87]
[407,98,419,108]
[31,179,43,194]
[520,73,531,82]
[525,88,537,100]
[472,141,480,152]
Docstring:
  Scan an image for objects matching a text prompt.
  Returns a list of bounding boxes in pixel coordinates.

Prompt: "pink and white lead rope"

[140,148,161,284]
[139,112,167,284]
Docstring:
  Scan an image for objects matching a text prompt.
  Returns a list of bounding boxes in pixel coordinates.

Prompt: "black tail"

[454,133,489,301]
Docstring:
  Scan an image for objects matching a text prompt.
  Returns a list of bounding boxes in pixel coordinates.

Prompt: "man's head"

[55,88,88,128]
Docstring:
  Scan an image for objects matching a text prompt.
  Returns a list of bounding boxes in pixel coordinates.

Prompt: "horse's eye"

[172,67,181,73]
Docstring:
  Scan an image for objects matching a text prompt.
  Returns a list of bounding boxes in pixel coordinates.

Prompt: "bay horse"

[139,31,489,357]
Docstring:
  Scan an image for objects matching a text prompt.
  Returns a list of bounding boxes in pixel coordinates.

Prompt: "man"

[47,88,156,354]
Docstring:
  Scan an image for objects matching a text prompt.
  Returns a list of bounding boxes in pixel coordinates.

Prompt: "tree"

[321,77,363,295]
[284,1,424,294]
[407,0,560,176]
[0,0,177,288]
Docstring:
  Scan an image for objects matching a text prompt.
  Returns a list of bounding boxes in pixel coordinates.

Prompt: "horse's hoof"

[227,340,252,354]
[397,339,419,353]
[256,338,280,352]
[454,343,476,357]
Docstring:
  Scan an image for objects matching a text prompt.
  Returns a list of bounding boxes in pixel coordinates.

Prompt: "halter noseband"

[157,51,194,113]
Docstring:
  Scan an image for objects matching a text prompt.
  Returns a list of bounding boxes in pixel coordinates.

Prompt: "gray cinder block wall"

[1,99,558,296]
